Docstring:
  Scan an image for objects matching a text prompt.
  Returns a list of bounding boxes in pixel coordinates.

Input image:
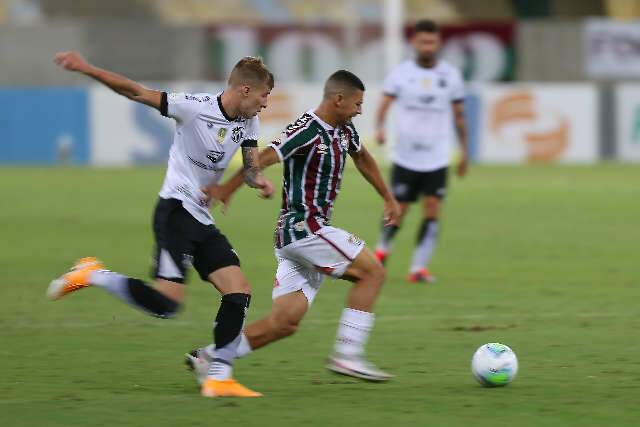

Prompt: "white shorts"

[272,226,365,304]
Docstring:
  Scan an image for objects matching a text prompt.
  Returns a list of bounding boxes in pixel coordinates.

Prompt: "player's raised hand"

[54,51,91,73]
[383,198,401,226]
[254,176,274,199]
[375,127,386,145]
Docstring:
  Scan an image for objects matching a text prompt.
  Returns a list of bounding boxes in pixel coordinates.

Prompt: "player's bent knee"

[208,266,252,295]
[231,279,251,295]
[366,257,386,280]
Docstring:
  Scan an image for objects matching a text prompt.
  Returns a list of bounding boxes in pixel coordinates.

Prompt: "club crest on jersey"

[206,150,225,163]
[340,132,349,149]
[217,128,227,143]
[231,127,244,144]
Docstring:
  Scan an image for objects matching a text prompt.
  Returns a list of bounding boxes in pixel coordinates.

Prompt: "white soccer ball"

[471,343,518,387]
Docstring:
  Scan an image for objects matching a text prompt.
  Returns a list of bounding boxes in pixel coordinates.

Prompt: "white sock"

[202,333,251,363]
[334,308,375,357]
[410,220,439,273]
[89,270,133,302]
[236,333,253,358]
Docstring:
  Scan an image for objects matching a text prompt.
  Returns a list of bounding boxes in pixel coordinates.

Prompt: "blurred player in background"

[187,70,401,383]
[47,52,274,397]
[374,19,469,283]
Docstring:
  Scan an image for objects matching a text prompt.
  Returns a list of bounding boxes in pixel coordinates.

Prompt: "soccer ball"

[471,343,518,387]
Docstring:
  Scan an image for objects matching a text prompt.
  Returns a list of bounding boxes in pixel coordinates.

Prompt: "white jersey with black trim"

[158,91,259,225]
[383,59,465,172]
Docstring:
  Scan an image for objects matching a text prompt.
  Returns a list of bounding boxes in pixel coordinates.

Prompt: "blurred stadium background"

[2,0,640,165]
[2,1,640,426]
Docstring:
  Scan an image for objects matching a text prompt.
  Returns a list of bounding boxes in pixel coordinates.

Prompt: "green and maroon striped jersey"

[269,111,362,248]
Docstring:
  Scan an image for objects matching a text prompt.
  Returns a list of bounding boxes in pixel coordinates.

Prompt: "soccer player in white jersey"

[47,52,274,397]
[374,19,469,283]
[186,70,401,383]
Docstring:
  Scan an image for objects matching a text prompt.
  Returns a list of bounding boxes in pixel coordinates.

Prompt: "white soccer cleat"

[185,349,210,386]
[327,354,394,382]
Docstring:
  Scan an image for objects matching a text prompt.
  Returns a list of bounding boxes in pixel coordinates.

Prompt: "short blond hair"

[228,56,274,89]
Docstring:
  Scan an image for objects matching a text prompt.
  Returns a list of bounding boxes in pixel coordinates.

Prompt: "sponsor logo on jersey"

[419,95,436,104]
[317,143,328,154]
[293,221,306,232]
[206,150,225,163]
[285,113,313,137]
[176,184,208,207]
[187,154,225,171]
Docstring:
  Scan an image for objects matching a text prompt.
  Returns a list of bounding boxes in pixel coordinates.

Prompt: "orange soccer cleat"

[407,267,436,284]
[47,257,104,300]
[201,378,263,398]
[374,249,388,266]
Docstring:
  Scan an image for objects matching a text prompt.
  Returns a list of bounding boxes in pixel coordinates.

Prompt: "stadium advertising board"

[0,88,89,164]
[477,84,599,164]
[584,19,640,79]
[439,22,516,82]
[615,84,640,162]
[205,22,516,83]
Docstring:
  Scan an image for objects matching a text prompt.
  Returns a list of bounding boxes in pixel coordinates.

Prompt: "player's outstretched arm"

[54,51,162,110]
[349,146,400,225]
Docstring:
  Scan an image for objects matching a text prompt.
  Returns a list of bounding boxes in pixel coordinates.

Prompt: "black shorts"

[151,198,240,283]
[390,164,448,203]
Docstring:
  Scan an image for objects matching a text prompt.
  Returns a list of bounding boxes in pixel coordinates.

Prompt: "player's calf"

[48,258,182,319]
[343,249,386,312]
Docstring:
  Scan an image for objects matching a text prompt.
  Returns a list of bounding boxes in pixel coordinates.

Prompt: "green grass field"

[1,164,639,426]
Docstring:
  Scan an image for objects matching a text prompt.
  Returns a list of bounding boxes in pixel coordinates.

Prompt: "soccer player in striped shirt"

[187,70,401,383]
